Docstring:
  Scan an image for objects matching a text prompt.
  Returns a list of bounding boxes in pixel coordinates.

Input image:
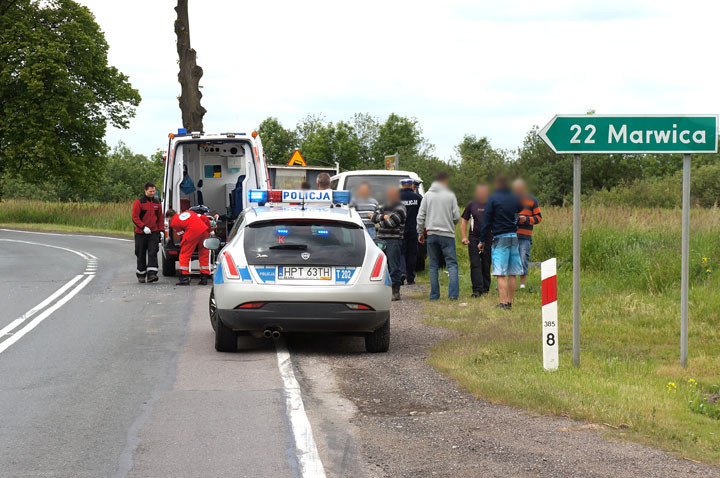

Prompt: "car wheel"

[162,250,176,276]
[209,289,218,332]
[364,319,390,353]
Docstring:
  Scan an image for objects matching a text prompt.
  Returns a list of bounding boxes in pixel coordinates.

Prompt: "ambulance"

[160,129,270,275]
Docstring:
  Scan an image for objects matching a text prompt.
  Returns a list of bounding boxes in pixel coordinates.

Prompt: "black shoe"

[137,276,146,283]
[176,276,190,286]
[400,274,407,285]
[406,280,415,286]
[471,293,481,298]
[506,302,512,310]
[198,276,208,286]
[495,303,508,309]
[147,273,158,283]
[391,285,401,301]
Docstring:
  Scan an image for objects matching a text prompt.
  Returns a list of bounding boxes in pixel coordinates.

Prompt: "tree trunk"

[174,0,206,132]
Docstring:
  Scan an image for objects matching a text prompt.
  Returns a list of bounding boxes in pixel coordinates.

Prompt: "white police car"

[207,189,392,353]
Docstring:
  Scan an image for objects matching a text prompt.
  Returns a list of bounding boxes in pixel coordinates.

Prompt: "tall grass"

[418,205,720,464]
[0,199,133,235]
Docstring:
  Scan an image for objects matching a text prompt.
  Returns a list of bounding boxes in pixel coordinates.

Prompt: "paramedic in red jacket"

[132,182,163,283]
[165,208,213,286]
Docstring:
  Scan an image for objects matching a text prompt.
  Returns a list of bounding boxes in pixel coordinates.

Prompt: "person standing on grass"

[417,171,460,301]
[512,179,542,290]
[350,182,379,238]
[400,178,422,285]
[478,175,523,309]
[461,183,492,297]
[131,182,163,284]
[372,187,407,301]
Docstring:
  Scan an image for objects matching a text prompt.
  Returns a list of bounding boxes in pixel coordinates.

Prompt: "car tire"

[364,319,390,353]
[162,250,176,276]
[210,290,237,352]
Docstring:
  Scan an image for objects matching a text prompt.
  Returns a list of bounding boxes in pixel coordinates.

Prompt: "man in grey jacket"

[416,171,460,300]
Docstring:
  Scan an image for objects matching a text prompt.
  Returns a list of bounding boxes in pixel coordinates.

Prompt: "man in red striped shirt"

[512,179,542,289]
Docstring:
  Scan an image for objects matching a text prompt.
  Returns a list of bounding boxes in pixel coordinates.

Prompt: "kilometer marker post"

[541,258,559,371]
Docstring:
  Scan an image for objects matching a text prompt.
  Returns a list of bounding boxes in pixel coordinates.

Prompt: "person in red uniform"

[132,182,163,283]
[165,208,213,285]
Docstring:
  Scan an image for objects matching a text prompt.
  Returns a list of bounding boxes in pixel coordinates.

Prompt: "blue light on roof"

[248,190,268,203]
[316,229,330,235]
[177,128,187,135]
[332,190,351,204]
[276,228,289,235]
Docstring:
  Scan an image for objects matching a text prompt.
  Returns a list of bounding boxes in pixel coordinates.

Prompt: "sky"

[79,0,720,161]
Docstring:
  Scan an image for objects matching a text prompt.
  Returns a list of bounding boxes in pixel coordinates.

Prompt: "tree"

[453,135,509,205]
[257,117,297,164]
[175,0,205,132]
[0,0,141,198]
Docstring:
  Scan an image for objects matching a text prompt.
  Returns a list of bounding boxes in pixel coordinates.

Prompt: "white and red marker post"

[541,258,559,371]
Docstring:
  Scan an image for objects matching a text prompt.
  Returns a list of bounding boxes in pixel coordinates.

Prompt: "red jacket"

[132,196,163,234]
[170,211,212,242]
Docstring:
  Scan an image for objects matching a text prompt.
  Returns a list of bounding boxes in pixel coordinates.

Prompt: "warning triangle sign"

[287,150,307,166]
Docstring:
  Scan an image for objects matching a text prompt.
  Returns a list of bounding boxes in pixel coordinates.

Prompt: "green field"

[417,205,720,464]
[0,199,134,237]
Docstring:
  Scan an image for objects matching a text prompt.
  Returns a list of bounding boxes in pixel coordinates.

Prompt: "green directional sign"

[539,115,718,154]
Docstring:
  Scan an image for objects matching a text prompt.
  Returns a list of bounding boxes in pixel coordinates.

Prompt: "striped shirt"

[371,202,407,240]
[517,195,542,239]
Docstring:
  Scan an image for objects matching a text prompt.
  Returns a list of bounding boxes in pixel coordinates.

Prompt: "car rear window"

[344,175,411,203]
[244,220,366,266]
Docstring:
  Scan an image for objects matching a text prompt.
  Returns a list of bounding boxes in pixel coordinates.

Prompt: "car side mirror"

[203,237,221,251]
[374,239,387,251]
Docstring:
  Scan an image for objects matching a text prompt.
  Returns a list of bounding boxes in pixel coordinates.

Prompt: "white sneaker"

[520,284,526,289]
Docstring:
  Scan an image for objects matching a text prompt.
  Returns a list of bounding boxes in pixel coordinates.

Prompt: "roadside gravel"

[289,285,719,477]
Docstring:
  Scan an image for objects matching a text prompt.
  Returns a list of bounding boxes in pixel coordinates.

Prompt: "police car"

[206,189,392,353]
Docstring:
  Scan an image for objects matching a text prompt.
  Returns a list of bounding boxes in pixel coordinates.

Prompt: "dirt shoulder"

[289,285,719,478]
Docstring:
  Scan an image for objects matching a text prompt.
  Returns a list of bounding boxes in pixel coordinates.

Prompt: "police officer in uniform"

[399,178,422,285]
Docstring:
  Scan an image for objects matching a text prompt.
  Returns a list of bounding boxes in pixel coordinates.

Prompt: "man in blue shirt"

[478,175,523,309]
[400,178,422,285]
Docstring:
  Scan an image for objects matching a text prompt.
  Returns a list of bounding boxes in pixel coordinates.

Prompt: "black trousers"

[135,231,160,277]
[468,236,491,294]
[401,231,419,283]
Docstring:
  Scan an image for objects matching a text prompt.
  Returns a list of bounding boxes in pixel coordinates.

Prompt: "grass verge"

[417,205,720,464]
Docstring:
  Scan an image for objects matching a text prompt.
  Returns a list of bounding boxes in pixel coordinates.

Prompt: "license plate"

[278,266,332,280]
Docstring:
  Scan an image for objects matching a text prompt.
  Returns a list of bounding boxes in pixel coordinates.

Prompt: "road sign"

[539,115,718,154]
[385,153,399,170]
[287,149,307,167]
[541,258,559,371]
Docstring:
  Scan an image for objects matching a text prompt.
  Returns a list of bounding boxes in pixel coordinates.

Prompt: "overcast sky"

[79,0,719,161]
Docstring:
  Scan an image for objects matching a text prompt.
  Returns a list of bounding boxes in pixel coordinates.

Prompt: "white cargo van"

[161,129,270,275]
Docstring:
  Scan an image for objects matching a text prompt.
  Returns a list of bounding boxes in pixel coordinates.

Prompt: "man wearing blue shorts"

[477,175,523,309]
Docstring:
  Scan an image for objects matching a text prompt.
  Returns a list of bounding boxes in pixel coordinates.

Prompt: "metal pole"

[681,154,691,368]
[573,154,581,367]
[395,152,399,171]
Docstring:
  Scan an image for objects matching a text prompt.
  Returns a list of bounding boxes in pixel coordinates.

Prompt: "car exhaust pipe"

[263,329,272,338]
[271,330,281,339]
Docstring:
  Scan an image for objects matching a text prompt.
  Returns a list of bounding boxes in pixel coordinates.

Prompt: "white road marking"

[0,228,132,242]
[0,274,94,355]
[0,274,84,338]
[275,339,327,478]
[0,238,97,355]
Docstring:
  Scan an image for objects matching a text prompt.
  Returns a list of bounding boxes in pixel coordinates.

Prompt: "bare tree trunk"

[174,0,206,132]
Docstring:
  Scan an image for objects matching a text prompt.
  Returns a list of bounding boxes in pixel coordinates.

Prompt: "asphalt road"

[1,228,718,478]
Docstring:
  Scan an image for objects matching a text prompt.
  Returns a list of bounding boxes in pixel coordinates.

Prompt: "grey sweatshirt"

[416,181,460,238]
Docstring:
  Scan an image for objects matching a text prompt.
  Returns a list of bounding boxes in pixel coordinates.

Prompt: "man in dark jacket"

[372,187,407,301]
[399,178,422,285]
[131,182,163,283]
[461,183,492,297]
[478,175,523,309]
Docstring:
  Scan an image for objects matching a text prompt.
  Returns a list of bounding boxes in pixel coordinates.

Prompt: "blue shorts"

[490,234,524,276]
[518,238,531,275]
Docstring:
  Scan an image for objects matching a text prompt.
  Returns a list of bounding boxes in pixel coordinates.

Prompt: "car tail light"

[346,303,373,310]
[235,302,265,309]
[223,251,240,279]
[370,255,385,281]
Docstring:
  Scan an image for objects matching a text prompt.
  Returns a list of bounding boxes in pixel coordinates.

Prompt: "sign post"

[541,258,559,371]
[539,114,718,368]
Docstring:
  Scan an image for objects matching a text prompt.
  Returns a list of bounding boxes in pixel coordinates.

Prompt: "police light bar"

[247,189,351,204]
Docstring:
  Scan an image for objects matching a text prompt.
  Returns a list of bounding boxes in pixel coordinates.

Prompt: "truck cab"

[161,129,270,275]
